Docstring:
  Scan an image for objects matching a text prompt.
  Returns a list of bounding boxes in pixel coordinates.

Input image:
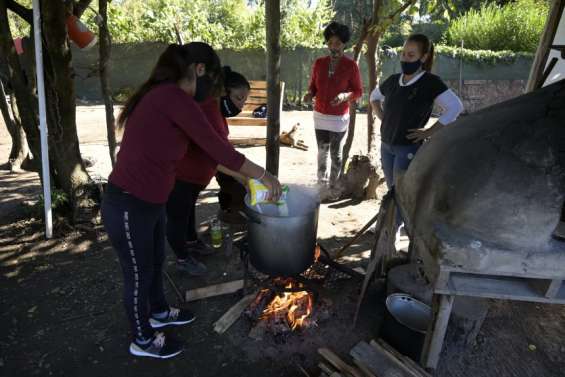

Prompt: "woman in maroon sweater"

[167,65,250,276]
[101,44,280,359]
[303,22,362,198]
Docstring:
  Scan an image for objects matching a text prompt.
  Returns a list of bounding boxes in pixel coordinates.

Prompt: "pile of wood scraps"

[316,338,431,377]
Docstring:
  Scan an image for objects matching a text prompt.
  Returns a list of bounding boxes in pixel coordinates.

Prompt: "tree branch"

[73,0,94,17]
[6,0,32,24]
[369,0,418,35]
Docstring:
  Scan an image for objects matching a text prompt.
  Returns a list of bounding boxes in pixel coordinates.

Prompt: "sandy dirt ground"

[1,107,565,377]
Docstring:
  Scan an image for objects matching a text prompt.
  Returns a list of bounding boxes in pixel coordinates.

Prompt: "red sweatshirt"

[308,55,363,116]
[109,83,245,204]
[175,96,229,186]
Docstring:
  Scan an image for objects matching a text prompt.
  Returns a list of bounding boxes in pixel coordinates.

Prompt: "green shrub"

[444,0,548,52]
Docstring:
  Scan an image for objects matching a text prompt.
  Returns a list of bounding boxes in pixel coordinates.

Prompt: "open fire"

[247,278,315,335]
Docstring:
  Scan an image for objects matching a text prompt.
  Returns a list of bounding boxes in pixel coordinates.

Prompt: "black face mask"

[400,60,422,75]
[194,75,213,102]
[220,96,242,118]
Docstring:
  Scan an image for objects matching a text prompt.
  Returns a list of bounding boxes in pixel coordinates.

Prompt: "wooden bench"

[228,80,285,146]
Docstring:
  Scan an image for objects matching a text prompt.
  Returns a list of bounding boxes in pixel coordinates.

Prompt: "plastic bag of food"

[248,179,289,206]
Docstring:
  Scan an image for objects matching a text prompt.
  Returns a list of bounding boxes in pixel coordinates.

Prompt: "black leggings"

[101,183,169,341]
[166,180,204,260]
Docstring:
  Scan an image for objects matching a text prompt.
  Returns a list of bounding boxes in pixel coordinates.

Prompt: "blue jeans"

[380,142,420,228]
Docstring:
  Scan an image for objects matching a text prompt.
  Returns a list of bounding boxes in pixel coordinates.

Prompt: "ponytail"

[407,34,435,72]
[117,44,195,129]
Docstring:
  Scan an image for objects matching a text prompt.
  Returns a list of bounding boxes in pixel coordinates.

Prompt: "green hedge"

[444,0,548,52]
[390,45,534,65]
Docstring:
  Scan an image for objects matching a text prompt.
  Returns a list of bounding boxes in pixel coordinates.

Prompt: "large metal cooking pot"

[242,184,320,277]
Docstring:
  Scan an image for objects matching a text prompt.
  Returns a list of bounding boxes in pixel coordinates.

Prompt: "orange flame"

[261,281,314,330]
[314,245,321,262]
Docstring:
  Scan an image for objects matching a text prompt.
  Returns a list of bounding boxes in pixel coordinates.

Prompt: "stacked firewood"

[316,339,431,377]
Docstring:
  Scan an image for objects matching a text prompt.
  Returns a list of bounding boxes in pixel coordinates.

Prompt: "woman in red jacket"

[303,21,363,197]
[167,61,251,276]
[101,44,280,359]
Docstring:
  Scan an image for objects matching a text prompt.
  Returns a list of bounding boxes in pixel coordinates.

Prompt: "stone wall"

[444,79,527,113]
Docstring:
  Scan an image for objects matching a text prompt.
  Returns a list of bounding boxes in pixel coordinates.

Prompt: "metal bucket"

[380,293,432,362]
[242,185,320,277]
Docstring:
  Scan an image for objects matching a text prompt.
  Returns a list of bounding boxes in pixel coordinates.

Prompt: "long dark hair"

[406,34,435,72]
[223,66,250,92]
[117,44,195,129]
[184,42,223,98]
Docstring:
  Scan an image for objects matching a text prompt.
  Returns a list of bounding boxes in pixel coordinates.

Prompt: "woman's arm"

[406,89,464,143]
[369,86,385,121]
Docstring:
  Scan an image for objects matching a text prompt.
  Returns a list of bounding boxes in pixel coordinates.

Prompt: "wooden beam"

[265,0,281,175]
[213,293,255,334]
[185,280,244,302]
[318,348,365,377]
[526,0,565,91]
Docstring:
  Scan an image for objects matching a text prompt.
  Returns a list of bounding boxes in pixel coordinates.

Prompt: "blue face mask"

[400,60,422,75]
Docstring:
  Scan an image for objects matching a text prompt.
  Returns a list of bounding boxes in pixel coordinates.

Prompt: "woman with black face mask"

[168,58,252,275]
[369,34,463,238]
[216,67,252,220]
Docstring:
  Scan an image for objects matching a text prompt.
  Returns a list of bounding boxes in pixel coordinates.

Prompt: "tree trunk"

[365,33,379,157]
[341,20,369,176]
[99,0,117,167]
[265,0,282,176]
[40,0,92,217]
[0,80,31,172]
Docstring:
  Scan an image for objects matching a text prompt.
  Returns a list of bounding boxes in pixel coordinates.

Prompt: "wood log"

[186,280,244,302]
[318,348,365,377]
[213,293,256,334]
[319,362,337,375]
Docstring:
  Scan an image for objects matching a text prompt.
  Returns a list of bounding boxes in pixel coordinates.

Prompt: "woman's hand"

[406,122,443,143]
[330,92,350,106]
[260,171,282,201]
[303,92,313,104]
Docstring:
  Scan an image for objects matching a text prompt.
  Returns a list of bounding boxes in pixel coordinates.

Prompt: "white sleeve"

[435,89,464,125]
[370,86,384,102]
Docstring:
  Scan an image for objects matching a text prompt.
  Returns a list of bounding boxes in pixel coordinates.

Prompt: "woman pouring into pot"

[101,43,281,359]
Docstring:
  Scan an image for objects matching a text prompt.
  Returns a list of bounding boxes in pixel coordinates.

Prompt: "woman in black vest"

[370,34,464,234]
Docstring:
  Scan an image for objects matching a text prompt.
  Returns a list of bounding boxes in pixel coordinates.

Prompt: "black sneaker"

[150,307,196,329]
[176,256,207,276]
[129,332,183,359]
[187,239,215,256]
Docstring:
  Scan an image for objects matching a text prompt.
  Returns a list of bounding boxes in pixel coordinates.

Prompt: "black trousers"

[216,172,246,211]
[101,183,169,341]
[166,180,204,260]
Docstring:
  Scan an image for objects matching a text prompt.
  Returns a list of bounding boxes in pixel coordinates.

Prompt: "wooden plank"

[373,339,432,377]
[213,293,255,334]
[350,341,414,377]
[319,362,337,375]
[421,294,454,370]
[435,273,565,304]
[526,0,565,91]
[186,280,244,302]
[249,80,267,89]
[227,117,267,126]
[229,137,267,146]
[249,88,267,98]
[318,348,365,377]
[352,360,377,377]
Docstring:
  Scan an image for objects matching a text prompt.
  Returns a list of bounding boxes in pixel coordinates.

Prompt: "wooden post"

[526,0,565,92]
[421,294,454,370]
[265,0,281,175]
